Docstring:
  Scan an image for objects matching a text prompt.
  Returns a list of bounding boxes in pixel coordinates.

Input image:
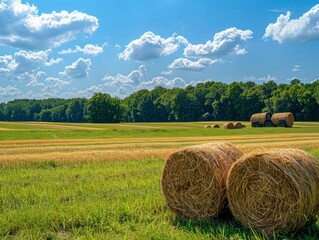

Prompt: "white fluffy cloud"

[26,77,45,87]
[119,31,188,61]
[103,65,146,85]
[45,77,69,87]
[0,50,62,80]
[244,75,277,82]
[292,65,301,72]
[184,27,253,58]
[102,65,146,96]
[0,85,21,101]
[45,58,63,66]
[168,58,217,71]
[264,5,319,43]
[0,0,98,50]
[102,65,186,96]
[161,69,173,76]
[60,58,92,79]
[58,44,104,55]
[140,76,186,89]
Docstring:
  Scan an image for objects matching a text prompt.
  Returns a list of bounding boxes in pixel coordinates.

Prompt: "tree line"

[1,79,319,123]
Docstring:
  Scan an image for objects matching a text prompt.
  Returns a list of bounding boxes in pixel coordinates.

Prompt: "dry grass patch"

[0,127,12,131]
[0,133,319,167]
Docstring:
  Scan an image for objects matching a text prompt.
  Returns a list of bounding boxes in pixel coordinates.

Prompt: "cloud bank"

[264,4,319,43]
[60,58,92,79]
[168,58,217,71]
[0,0,98,50]
[119,31,188,61]
[184,27,253,58]
[59,44,104,55]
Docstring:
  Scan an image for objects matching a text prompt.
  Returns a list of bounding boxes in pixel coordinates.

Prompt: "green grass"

[1,156,319,239]
[1,121,319,140]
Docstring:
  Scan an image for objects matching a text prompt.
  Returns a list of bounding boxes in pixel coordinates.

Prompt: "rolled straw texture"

[250,112,269,125]
[223,122,234,129]
[161,142,243,220]
[271,112,294,127]
[233,122,243,129]
[226,148,319,235]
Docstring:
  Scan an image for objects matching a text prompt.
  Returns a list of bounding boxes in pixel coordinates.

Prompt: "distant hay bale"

[204,125,212,128]
[241,124,246,128]
[250,112,271,125]
[226,148,319,235]
[212,124,220,128]
[161,142,243,220]
[223,122,234,129]
[233,122,243,129]
[271,112,294,127]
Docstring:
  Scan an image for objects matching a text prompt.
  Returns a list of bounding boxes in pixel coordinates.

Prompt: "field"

[1,121,319,239]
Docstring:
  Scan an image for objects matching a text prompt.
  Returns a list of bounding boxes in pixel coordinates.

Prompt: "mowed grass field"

[1,121,319,239]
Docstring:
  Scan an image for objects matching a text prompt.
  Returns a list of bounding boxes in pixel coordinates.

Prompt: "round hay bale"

[233,122,243,129]
[271,112,294,127]
[161,142,243,220]
[241,124,246,128]
[212,124,220,128]
[250,112,271,125]
[204,125,212,128]
[223,122,234,129]
[226,148,319,235]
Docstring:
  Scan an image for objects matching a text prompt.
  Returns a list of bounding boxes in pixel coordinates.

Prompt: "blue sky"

[1,0,319,102]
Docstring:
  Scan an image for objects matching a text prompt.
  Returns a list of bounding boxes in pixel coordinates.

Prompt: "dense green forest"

[1,79,319,123]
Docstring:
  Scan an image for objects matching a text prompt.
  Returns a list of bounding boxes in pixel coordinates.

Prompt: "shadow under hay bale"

[233,122,243,129]
[161,142,243,221]
[223,122,234,129]
[226,148,319,235]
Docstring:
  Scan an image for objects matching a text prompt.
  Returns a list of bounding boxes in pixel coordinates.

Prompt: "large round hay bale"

[226,148,319,235]
[223,122,234,129]
[212,124,220,128]
[271,112,294,127]
[233,122,243,129]
[250,112,271,125]
[161,142,243,220]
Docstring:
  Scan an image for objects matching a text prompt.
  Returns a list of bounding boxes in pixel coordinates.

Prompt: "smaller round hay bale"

[241,124,246,128]
[226,148,319,235]
[271,112,294,127]
[223,122,234,129]
[250,112,271,125]
[233,122,243,129]
[161,142,243,220]
[212,124,220,128]
[204,125,211,128]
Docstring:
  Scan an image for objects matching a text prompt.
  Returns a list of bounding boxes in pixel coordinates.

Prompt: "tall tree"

[86,93,123,123]
[66,99,86,122]
[39,109,53,122]
[0,103,4,121]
